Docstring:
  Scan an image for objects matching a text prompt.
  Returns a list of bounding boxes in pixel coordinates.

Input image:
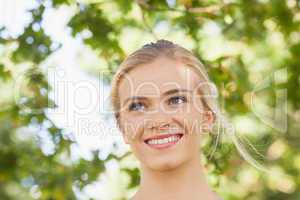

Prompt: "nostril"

[147,122,171,130]
[158,123,170,130]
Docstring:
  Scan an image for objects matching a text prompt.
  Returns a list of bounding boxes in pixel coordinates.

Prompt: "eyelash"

[128,95,187,112]
[169,95,187,105]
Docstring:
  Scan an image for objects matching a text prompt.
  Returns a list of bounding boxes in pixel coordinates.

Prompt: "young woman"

[109,40,236,200]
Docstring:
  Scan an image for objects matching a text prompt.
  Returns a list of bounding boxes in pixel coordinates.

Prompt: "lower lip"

[145,134,184,150]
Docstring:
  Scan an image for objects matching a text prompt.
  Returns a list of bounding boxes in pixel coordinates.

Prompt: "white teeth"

[147,135,181,145]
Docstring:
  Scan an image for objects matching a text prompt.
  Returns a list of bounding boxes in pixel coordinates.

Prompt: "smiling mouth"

[144,133,184,149]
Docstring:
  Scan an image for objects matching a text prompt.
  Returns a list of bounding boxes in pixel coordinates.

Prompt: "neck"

[132,156,219,200]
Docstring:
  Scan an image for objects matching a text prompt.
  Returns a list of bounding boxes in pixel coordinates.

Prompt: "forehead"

[118,57,202,102]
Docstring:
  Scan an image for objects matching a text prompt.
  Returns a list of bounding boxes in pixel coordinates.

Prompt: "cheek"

[177,106,205,136]
[120,114,145,141]
[181,116,203,136]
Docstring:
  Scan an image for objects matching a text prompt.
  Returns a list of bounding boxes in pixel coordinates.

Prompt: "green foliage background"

[0,0,300,199]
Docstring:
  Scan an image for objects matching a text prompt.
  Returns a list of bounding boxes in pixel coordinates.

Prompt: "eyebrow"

[122,88,193,106]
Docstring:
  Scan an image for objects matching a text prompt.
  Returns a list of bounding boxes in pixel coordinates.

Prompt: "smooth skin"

[117,56,220,200]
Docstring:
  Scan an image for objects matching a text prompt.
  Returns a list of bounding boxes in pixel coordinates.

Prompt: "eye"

[128,102,146,111]
[168,95,187,105]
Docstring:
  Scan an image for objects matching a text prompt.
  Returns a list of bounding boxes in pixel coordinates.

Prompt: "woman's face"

[117,56,214,171]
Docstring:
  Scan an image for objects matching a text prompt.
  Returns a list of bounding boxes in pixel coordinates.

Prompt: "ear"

[202,110,215,132]
[116,114,130,144]
[122,134,130,144]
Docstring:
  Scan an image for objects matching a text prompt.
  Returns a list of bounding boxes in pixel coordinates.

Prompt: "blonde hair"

[109,39,265,171]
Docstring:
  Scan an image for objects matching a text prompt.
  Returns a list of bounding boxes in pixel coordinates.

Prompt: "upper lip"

[144,133,183,142]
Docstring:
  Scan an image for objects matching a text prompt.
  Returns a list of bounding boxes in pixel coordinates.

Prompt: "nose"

[148,122,170,130]
[145,109,172,131]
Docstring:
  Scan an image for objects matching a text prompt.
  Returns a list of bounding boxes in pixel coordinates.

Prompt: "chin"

[142,155,187,172]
